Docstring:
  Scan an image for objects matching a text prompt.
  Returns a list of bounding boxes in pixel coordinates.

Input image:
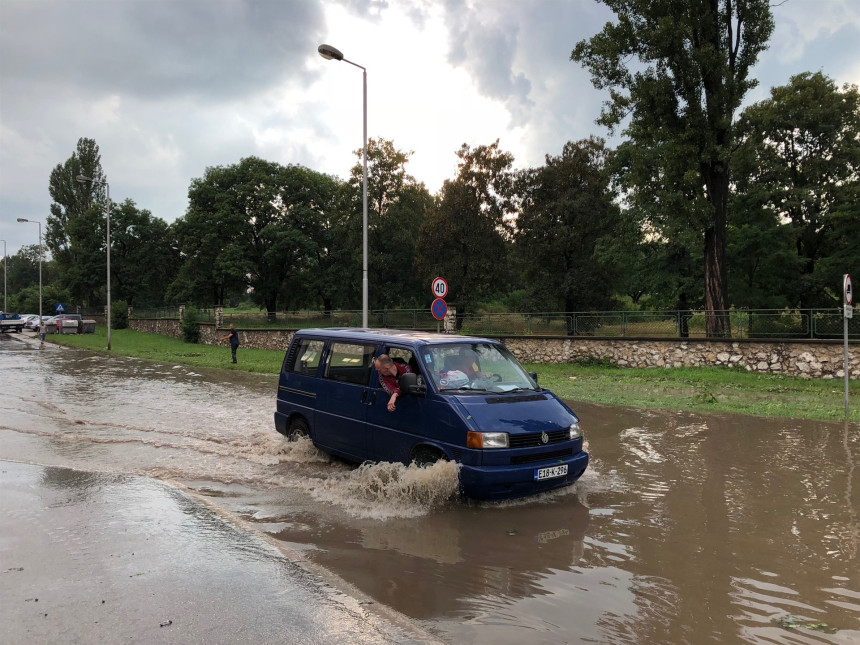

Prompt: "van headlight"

[569,423,582,440]
[467,431,509,449]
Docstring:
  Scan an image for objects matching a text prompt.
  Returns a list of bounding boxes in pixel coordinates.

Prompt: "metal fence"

[129,306,182,320]
[222,309,441,330]
[77,307,105,317]
[458,309,857,339]
[130,307,859,340]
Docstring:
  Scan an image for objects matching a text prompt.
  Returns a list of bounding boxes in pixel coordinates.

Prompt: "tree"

[46,137,108,306]
[416,141,514,319]
[110,200,179,307]
[514,137,622,312]
[278,166,346,313]
[734,72,860,307]
[11,283,71,316]
[174,158,270,308]
[4,245,57,296]
[175,157,345,314]
[726,187,799,310]
[572,0,775,336]
[345,138,433,309]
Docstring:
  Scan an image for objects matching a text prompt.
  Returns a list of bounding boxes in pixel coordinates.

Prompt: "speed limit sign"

[431,277,448,299]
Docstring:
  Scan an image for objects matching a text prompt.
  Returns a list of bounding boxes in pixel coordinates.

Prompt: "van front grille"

[510,448,573,465]
[509,429,570,448]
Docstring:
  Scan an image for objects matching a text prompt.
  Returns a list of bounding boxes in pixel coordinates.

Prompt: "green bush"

[181,307,201,343]
[111,300,128,330]
[571,355,618,368]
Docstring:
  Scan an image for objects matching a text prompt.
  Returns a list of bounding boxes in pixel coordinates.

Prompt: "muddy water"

[2,337,859,644]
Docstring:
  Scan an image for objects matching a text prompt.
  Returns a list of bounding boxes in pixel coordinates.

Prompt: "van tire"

[411,446,447,467]
[288,418,309,441]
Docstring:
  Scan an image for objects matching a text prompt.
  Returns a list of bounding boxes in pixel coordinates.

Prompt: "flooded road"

[2,336,859,643]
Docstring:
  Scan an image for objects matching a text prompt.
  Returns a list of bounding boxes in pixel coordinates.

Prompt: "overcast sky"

[1,0,859,255]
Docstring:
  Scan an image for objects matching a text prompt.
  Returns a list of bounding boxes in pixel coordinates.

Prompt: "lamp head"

[318,44,344,61]
[76,174,92,183]
[16,218,28,223]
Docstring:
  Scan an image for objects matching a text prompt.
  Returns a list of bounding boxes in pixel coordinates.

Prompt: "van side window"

[324,343,377,385]
[287,339,325,375]
[381,346,421,382]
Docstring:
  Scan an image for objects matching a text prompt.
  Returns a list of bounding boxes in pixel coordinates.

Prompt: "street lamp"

[15,219,42,343]
[318,43,369,328]
[75,174,111,350]
[1,239,6,312]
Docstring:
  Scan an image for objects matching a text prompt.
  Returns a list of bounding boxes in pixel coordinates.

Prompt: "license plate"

[534,464,568,481]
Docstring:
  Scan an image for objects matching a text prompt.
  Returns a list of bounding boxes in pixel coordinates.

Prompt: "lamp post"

[15,220,41,343]
[1,239,6,312]
[318,43,369,328]
[75,174,111,350]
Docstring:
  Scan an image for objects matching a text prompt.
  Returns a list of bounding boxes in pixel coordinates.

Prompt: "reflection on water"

[1,344,858,643]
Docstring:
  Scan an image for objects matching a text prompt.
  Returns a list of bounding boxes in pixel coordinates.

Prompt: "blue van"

[274,329,588,500]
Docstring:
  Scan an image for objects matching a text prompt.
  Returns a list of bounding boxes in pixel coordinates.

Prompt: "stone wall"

[129,318,857,379]
[198,324,295,351]
[130,319,296,352]
[129,318,182,338]
[501,337,859,379]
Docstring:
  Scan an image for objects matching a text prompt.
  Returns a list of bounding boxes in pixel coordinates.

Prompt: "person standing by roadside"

[219,323,240,364]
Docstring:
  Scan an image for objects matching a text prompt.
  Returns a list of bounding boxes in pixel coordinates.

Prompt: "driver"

[438,349,491,389]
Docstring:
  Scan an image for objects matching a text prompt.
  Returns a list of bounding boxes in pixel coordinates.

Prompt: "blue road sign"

[55,303,66,313]
[431,298,447,321]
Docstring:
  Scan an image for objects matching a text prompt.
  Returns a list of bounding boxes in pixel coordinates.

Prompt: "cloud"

[442,0,533,120]
[1,0,859,255]
[438,0,614,166]
[0,0,327,101]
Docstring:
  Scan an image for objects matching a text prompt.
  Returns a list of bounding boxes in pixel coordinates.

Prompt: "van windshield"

[420,343,537,394]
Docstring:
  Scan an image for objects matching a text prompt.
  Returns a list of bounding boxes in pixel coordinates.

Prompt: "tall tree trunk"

[703,167,731,338]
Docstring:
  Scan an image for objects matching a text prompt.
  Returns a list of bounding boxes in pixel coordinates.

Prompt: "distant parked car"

[25,315,51,332]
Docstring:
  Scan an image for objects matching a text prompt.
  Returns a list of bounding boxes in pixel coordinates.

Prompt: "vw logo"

[541,431,549,444]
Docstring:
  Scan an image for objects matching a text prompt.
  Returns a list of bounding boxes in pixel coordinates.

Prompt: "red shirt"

[378,363,413,396]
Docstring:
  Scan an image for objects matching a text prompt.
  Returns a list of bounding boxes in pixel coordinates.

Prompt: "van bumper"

[459,450,589,500]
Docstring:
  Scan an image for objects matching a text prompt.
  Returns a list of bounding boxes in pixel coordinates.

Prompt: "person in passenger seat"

[375,354,413,412]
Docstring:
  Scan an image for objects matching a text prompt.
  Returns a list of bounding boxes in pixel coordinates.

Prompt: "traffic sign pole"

[845,274,852,418]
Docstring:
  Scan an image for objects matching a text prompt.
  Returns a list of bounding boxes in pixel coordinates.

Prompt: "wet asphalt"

[0,459,439,645]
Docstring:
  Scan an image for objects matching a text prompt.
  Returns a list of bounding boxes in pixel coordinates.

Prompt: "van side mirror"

[399,372,426,396]
[529,372,539,384]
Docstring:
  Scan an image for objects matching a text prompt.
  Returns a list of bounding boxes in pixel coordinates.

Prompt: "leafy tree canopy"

[47,137,110,306]
[734,71,860,307]
[572,0,775,335]
[417,141,515,318]
[515,137,622,312]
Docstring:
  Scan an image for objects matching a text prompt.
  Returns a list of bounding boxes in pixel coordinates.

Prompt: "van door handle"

[370,392,377,405]
[361,391,367,403]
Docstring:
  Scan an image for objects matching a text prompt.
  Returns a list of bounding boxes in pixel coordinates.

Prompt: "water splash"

[300,460,462,520]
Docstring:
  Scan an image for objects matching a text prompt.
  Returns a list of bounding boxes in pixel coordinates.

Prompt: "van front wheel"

[411,447,447,468]
[288,418,309,442]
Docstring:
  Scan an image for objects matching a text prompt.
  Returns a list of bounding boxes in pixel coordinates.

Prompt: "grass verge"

[45,328,858,422]
[46,328,282,374]
[528,362,859,422]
